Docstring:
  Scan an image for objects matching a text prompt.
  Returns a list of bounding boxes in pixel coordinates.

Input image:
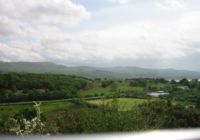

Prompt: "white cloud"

[27,15,200,64]
[0,0,200,70]
[107,0,131,5]
[0,16,24,37]
[0,42,44,62]
[0,0,91,61]
[0,0,91,27]
[1,9,200,66]
[155,0,186,11]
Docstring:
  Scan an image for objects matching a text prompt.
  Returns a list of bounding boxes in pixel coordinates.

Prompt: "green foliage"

[129,79,147,87]
[0,73,88,102]
[162,88,200,105]
[54,100,138,133]
[110,82,118,92]
[1,74,200,134]
[101,80,113,88]
[9,102,45,136]
[179,78,189,86]
[48,99,200,133]
[13,108,36,121]
[1,98,200,134]
[137,100,200,129]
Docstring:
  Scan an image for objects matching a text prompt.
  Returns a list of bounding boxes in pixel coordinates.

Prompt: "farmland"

[0,73,200,134]
[87,98,147,111]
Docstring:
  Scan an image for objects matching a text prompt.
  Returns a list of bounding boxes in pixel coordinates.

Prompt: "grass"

[79,87,112,97]
[41,101,72,113]
[0,104,32,117]
[79,81,146,97]
[0,101,72,118]
[0,80,164,118]
[0,81,151,117]
[0,97,148,118]
[87,98,147,111]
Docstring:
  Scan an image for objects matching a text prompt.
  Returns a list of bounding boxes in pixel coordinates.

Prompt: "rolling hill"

[0,61,200,79]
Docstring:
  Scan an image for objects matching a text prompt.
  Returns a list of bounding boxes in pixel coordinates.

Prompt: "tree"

[110,82,118,92]
[180,78,189,86]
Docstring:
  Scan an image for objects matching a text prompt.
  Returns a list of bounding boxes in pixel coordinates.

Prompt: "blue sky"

[0,0,200,71]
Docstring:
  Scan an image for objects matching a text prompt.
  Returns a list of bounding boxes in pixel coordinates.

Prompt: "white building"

[148,91,169,97]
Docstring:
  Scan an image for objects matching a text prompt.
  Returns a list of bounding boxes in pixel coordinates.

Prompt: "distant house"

[178,86,189,90]
[168,79,180,83]
[148,91,169,97]
[175,79,180,82]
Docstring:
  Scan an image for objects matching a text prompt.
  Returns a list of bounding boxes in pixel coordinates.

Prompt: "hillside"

[0,61,200,79]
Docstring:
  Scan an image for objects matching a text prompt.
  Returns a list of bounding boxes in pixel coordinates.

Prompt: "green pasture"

[87,98,147,111]
[0,101,72,118]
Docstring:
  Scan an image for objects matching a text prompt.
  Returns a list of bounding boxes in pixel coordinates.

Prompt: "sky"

[0,0,200,71]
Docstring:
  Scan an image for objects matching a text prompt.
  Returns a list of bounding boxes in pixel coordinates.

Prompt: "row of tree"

[0,73,88,102]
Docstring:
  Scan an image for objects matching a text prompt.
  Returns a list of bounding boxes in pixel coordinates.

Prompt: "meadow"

[0,100,72,118]
[0,98,147,118]
[87,98,147,111]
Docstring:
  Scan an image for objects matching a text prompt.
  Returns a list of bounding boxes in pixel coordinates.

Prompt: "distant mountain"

[0,61,200,79]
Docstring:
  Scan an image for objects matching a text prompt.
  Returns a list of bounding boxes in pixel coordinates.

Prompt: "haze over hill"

[0,61,200,79]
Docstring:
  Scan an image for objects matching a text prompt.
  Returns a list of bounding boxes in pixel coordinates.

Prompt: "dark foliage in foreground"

[0,100,200,134]
[45,100,200,133]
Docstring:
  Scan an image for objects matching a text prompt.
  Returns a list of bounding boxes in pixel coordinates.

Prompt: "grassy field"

[0,80,166,118]
[87,98,147,111]
[0,80,168,118]
[79,81,146,97]
[0,97,149,118]
[79,87,113,97]
[0,101,72,117]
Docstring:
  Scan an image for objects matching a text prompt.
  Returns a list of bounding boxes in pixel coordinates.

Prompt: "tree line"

[0,73,88,102]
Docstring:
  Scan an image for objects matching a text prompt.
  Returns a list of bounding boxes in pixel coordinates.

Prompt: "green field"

[0,73,200,134]
[0,98,148,118]
[87,98,147,111]
[79,87,112,97]
[79,81,146,97]
[0,101,72,117]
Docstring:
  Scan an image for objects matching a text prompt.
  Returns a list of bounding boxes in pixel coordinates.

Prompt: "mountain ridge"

[0,61,200,79]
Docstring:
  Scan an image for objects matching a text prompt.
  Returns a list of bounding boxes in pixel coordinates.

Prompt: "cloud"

[0,0,91,61]
[154,0,186,11]
[36,9,200,68]
[0,0,200,70]
[0,16,23,37]
[0,0,91,27]
[14,14,198,65]
[0,41,44,62]
[107,0,131,5]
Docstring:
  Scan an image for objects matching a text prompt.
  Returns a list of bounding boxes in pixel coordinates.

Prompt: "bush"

[136,100,200,129]
[9,102,45,136]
